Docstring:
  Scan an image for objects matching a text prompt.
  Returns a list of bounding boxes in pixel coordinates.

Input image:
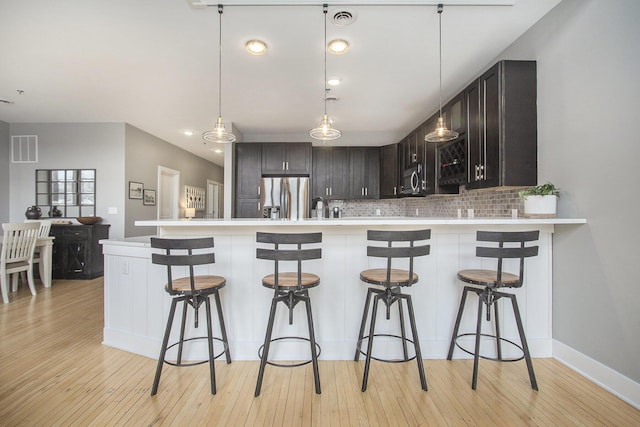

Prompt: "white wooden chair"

[22,219,52,285]
[1,222,40,303]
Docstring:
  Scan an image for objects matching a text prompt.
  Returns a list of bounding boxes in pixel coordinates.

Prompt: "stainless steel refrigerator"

[260,177,309,220]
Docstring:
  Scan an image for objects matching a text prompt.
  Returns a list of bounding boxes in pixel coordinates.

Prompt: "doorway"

[207,180,223,218]
[158,166,180,220]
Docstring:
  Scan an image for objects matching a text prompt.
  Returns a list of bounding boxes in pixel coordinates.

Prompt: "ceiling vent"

[332,10,356,26]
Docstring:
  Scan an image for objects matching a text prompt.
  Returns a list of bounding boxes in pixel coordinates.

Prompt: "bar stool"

[355,229,431,392]
[254,232,322,397]
[150,237,231,396]
[447,230,539,390]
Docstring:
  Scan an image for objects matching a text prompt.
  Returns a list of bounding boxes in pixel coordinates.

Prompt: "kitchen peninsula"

[102,217,585,361]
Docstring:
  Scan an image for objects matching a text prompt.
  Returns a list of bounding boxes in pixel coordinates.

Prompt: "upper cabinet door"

[235,143,262,199]
[380,144,399,198]
[262,143,311,175]
[285,143,312,175]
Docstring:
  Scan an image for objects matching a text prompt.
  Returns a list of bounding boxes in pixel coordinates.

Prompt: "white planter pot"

[523,195,557,218]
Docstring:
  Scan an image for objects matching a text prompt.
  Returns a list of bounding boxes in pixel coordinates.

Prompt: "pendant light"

[309,4,341,141]
[203,4,236,144]
[425,4,459,143]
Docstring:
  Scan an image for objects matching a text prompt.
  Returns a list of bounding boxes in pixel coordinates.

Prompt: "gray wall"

[0,121,10,223]
[495,0,640,382]
[8,123,126,239]
[124,124,224,237]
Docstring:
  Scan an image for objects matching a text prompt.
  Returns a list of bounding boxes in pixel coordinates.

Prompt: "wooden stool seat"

[360,268,418,287]
[457,269,520,288]
[166,275,226,293]
[262,272,320,289]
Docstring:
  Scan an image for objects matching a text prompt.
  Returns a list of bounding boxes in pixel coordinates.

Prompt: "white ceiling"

[0,0,561,167]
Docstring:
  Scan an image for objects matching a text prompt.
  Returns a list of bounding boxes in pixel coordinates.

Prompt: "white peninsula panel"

[101,217,585,361]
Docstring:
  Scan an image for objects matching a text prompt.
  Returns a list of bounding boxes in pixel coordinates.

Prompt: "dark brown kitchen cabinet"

[349,147,380,199]
[466,60,537,189]
[442,91,466,136]
[234,143,262,218]
[236,199,262,218]
[420,118,438,195]
[261,143,311,175]
[312,147,348,200]
[379,144,399,198]
[50,224,109,279]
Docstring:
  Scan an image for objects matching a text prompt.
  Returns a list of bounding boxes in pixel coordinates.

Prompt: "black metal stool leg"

[205,296,217,395]
[354,288,374,361]
[255,296,279,397]
[494,295,503,360]
[213,289,232,364]
[362,294,380,392]
[152,297,179,396]
[397,295,409,361]
[472,291,484,390]
[404,293,427,391]
[177,299,189,364]
[303,293,321,394]
[448,286,471,360]
[509,293,538,390]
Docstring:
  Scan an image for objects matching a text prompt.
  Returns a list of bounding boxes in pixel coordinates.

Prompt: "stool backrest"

[151,237,215,294]
[366,229,431,286]
[475,230,539,288]
[256,232,322,290]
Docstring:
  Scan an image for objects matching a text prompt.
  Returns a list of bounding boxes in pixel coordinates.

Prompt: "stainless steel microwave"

[402,163,426,196]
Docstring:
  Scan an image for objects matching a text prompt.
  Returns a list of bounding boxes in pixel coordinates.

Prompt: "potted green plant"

[519,182,560,218]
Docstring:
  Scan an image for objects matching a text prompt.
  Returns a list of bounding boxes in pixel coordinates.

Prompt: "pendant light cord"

[218,4,223,118]
[323,4,328,116]
[437,3,443,119]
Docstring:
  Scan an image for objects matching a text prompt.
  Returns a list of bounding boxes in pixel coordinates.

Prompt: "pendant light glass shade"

[310,113,341,140]
[425,4,458,143]
[310,4,341,141]
[203,5,236,145]
[203,116,236,143]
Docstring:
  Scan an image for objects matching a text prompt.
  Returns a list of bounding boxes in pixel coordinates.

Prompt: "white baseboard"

[553,339,640,410]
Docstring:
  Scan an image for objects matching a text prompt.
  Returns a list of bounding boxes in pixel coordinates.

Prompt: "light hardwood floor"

[1,278,639,426]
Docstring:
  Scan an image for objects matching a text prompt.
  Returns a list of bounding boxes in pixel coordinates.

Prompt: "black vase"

[49,206,62,217]
[25,205,42,219]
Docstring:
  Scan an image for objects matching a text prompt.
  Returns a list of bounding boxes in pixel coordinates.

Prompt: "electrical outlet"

[108,207,118,214]
[120,260,129,274]
[375,209,381,216]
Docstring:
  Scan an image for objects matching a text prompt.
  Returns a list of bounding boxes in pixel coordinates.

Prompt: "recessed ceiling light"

[328,39,349,55]
[183,130,195,136]
[245,39,267,55]
[327,77,341,86]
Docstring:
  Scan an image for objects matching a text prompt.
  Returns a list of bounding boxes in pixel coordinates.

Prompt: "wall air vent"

[11,135,38,163]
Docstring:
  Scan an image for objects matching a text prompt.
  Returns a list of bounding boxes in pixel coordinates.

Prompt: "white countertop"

[135,216,586,227]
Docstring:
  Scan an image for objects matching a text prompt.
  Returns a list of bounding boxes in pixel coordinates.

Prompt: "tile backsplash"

[328,186,526,218]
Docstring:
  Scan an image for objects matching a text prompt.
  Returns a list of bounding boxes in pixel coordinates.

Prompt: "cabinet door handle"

[361,187,364,196]
[286,161,289,171]
[329,187,332,196]
[325,187,329,196]
[258,186,261,196]
[258,202,261,211]
[394,186,396,195]
[365,187,368,196]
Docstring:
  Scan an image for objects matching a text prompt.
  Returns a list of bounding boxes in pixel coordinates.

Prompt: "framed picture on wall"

[129,181,143,199]
[143,189,156,206]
